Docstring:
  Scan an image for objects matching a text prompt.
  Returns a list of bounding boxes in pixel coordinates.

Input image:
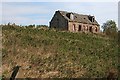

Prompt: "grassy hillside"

[2,25,118,78]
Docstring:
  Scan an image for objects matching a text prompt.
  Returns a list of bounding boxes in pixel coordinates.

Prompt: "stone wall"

[50,11,100,33]
[50,11,68,30]
[68,22,100,33]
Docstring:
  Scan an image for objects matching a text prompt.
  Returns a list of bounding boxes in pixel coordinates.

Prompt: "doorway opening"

[89,26,92,32]
[78,25,81,31]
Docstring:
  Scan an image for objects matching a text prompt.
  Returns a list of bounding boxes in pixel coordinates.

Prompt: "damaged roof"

[57,10,99,26]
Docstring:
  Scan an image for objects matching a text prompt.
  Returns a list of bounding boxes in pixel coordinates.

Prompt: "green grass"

[2,25,119,78]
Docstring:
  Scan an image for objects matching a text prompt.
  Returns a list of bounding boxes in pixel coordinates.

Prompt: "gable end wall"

[50,11,68,30]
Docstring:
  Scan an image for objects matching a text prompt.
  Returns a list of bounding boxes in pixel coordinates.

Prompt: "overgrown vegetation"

[2,23,119,78]
[102,20,118,38]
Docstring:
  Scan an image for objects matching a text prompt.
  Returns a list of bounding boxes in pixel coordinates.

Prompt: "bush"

[102,20,118,39]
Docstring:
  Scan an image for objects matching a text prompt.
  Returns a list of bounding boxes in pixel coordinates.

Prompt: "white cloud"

[2,3,50,16]
[2,16,29,24]
[2,16,48,25]
[60,2,118,28]
[2,2,51,25]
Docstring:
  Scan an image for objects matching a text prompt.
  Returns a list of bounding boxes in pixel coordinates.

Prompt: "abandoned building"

[49,10,100,33]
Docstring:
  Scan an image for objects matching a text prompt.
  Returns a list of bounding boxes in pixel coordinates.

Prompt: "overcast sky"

[119,1,120,30]
[1,2,119,29]
[1,0,119,2]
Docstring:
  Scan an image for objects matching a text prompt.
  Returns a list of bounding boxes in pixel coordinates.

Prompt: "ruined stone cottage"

[50,10,100,33]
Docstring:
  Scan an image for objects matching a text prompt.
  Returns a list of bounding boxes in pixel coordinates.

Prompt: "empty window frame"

[95,27,97,32]
[89,26,92,32]
[83,25,86,31]
[78,25,82,31]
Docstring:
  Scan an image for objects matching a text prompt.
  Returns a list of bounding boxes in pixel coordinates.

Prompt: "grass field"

[2,25,119,78]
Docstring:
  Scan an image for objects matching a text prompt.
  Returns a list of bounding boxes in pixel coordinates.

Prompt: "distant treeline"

[1,23,48,28]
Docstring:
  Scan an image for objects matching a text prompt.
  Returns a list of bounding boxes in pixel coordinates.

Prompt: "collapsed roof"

[57,10,99,26]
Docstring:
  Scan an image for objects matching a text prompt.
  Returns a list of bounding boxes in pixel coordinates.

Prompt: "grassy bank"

[2,25,118,78]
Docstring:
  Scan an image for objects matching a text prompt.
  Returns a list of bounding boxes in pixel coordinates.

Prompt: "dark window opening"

[88,16,94,22]
[95,27,97,32]
[66,13,70,19]
[93,18,95,22]
[78,25,81,31]
[89,26,92,32]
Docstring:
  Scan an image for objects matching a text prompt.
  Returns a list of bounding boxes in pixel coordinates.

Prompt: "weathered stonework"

[50,10,100,33]
[50,11,68,30]
[68,22,100,33]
